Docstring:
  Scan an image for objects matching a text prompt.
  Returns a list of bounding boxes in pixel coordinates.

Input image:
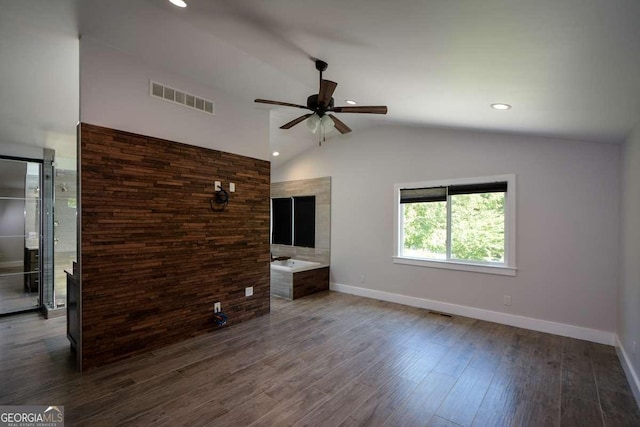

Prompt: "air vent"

[428,310,453,318]
[150,81,215,115]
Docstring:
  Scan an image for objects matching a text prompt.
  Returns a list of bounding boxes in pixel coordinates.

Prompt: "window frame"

[393,174,517,276]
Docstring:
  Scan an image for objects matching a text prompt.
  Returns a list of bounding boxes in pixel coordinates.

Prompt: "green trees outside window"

[402,192,505,263]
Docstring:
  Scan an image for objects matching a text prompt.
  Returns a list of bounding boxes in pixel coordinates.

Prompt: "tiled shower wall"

[270,177,331,264]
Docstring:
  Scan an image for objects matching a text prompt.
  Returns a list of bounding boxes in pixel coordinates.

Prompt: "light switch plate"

[245,287,253,297]
[230,182,236,192]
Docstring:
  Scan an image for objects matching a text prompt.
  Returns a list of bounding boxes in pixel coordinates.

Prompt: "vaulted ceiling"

[3,0,640,167]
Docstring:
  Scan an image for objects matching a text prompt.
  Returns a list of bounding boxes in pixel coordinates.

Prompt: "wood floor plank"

[427,416,464,427]
[293,381,377,427]
[435,365,497,426]
[354,346,421,388]
[398,342,449,384]
[382,371,458,427]
[560,395,603,427]
[432,341,477,378]
[339,375,417,427]
[201,392,277,427]
[249,386,329,427]
[598,388,640,426]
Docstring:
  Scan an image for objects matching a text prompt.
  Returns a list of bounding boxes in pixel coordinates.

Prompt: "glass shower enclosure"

[0,157,42,314]
[0,154,56,316]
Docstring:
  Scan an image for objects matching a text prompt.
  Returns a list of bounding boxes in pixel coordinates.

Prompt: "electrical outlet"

[245,287,253,297]
[229,182,236,192]
[214,181,221,191]
[214,302,221,313]
[503,295,512,306]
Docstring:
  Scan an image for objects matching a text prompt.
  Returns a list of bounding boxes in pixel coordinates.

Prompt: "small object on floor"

[213,312,228,326]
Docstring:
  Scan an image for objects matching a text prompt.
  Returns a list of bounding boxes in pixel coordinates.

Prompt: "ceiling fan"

[255,60,388,135]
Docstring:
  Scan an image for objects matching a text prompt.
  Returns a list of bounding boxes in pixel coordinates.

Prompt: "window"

[271,198,292,245]
[271,196,316,248]
[293,196,316,248]
[394,175,516,276]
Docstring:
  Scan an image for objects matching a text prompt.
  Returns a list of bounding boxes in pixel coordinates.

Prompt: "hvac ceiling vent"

[150,81,214,115]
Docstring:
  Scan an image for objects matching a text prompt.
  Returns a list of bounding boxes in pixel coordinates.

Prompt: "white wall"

[0,142,43,160]
[619,122,640,399]
[80,38,270,161]
[273,125,620,336]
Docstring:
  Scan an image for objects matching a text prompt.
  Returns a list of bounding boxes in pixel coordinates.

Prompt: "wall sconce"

[210,182,229,212]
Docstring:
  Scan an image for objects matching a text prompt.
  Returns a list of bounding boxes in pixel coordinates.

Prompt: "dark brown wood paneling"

[80,123,270,370]
[292,267,329,299]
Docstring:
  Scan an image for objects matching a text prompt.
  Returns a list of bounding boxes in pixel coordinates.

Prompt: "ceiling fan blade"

[328,114,352,134]
[255,99,309,110]
[332,106,388,114]
[280,114,313,129]
[318,80,338,106]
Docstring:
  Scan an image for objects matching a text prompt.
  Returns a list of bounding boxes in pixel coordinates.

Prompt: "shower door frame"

[0,155,44,316]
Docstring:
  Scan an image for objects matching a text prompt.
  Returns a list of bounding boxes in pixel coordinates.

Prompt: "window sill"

[393,256,517,276]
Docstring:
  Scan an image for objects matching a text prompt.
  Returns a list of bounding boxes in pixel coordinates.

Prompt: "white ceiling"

[4,0,640,168]
[0,0,79,159]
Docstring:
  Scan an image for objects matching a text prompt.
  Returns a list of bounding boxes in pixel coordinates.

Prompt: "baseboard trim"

[330,282,615,346]
[615,335,640,408]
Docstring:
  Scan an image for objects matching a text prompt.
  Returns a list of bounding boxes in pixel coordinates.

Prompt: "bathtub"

[270,259,330,300]
[270,259,327,273]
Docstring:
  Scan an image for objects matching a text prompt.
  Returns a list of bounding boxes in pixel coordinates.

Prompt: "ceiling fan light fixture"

[169,0,187,8]
[307,113,321,134]
[320,114,335,132]
[254,60,387,136]
[491,103,512,110]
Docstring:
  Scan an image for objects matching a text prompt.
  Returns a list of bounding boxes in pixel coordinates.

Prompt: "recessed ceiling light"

[345,99,357,105]
[169,0,187,8]
[272,151,280,157]
[491,103,512,110]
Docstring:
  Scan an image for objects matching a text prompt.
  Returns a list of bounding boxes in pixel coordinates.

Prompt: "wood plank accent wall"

[80,123,270,370]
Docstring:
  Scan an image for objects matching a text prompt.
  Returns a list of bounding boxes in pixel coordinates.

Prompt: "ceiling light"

[169,0,187,8]
[491,103,512,110]
[345,99,357,105]
[272,151,280,157]
[307,113,321,134]
[320,115,335,132]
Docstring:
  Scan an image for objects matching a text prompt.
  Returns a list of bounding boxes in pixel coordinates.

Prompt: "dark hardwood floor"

[0,291,638,426]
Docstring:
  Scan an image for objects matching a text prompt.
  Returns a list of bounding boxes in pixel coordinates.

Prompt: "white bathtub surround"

[270,259,328,273]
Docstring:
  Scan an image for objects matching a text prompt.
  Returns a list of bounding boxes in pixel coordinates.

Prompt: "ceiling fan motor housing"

[307,94,334,115]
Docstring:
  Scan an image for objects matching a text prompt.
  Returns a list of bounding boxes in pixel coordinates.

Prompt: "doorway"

[0,157,42,315]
